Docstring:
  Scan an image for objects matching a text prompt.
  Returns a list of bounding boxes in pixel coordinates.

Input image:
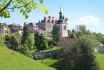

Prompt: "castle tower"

[56,6,68,37]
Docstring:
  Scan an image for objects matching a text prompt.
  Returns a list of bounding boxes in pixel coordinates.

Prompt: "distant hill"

[0,46,56,70]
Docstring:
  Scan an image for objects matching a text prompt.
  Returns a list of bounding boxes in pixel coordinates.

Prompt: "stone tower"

[56,7,68,37]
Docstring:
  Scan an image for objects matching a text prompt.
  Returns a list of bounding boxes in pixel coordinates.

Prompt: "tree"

[52,39,82,70]
[25,34,34,50]
[10,35,18,50]
[77,35,101,70]
[96,32,104,44]
[0,0,48,18]
[34,31,40,50]
[56,25,100,70]
[17,44,31,57]
[21,22,29,45]
[39,34,48,52]
[21,22,34,50]
[52,25,60,42]
[75,25,92,39]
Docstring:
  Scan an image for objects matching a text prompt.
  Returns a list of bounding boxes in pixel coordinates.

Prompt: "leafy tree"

[52,25,60,42]
[34,31,40,50]
[21,22,34,50]
[21,22,29,45]
[77,35,101,70]
[52,39,82,70]
[75,25,91,37]
[56,25,100,70]
[39,34,48,51]
[25,34,34,50]
[34,33,48,51]
[10,35,18,51]
[96,32,104,44]
[17,44,31,57]
[0,0,48,18]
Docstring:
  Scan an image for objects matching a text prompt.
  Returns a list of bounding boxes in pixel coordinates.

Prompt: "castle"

[35,8,68,37]
[0,8,68,37]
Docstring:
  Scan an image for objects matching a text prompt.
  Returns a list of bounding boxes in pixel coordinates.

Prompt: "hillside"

[96,53,104,70]
[0,46,56,70]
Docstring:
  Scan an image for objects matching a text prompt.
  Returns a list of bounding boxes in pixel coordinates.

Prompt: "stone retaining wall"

[31,49,61,59]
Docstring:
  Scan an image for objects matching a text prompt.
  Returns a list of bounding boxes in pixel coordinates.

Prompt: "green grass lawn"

[36,58,59,66]
[0,46,56,70]
[96,53,104,70]
[31,46,60,53]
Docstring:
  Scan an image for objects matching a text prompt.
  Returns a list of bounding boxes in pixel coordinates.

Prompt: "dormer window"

[48,20,50,22]
[55,20,57,22]
[52,20,54,23]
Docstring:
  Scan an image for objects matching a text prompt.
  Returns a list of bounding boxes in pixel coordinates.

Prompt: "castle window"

[64,26,66,30]
[52,20,54,23]
[48,20,50,22]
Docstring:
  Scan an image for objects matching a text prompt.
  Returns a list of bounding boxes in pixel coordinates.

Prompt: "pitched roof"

[11,23,21,27]
[27,22,38,27]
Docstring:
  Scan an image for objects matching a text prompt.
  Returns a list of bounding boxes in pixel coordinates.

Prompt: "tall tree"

[0,0,48,18]
[34,31,40,50]
[26,34,34,50]
[10,35,18,51]
[77,35,101,70]
[21,22,29,45]
[52,25,60,42]
[21,22,34,50]
[39,34,48,51]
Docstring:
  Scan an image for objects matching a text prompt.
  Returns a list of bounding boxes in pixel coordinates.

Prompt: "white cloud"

[75,15,100,26]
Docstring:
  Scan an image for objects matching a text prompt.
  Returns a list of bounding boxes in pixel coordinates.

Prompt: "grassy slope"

[96,53,104,70]
[37,58,59,66]
[0,47,56,70]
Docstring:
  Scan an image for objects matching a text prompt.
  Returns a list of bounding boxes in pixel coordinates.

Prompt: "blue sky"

[0,0,104,34]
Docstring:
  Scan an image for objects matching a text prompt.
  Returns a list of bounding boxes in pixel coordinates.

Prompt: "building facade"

[0,23,10,35]
[36,16,58,33]
[27,22,38,33]
[56,9,68,37]
[36,9,68,37]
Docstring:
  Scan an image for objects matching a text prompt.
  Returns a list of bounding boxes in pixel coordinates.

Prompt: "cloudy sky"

[0,0,104,34]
